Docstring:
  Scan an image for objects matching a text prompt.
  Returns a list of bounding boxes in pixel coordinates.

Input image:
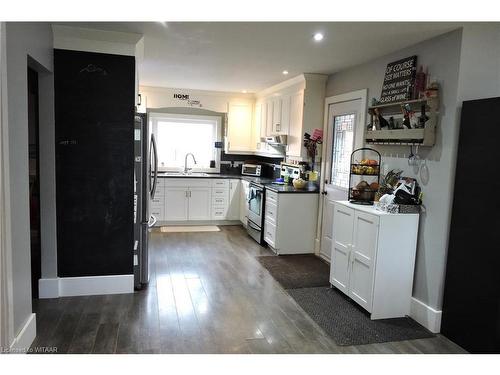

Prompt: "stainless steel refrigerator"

[134,112,158,289]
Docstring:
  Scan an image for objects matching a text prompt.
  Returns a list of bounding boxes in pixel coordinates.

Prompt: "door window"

[330,113,355,189]
[248,187,262,216]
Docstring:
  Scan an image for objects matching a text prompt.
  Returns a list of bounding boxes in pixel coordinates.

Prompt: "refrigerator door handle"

[150,133,159,199]
[148,214,157,228]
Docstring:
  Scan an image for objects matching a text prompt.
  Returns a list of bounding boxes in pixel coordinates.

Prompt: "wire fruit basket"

[348,147,381,205]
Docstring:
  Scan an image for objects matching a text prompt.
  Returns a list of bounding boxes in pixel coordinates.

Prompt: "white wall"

[326,29,463,313]
[140,85,254,113]
[4,22,54,343]
[456,24,500,103]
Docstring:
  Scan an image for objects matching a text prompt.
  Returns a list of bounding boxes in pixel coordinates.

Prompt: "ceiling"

[54,22,462,93]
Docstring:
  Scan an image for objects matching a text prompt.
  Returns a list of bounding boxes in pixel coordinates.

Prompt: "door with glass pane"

[320,99,361,261]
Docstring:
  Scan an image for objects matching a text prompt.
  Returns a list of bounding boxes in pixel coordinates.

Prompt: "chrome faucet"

[184,153,197,174]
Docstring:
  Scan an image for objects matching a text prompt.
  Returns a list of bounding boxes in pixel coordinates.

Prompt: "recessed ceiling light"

[313,32,324,42]
[282,70,289,75]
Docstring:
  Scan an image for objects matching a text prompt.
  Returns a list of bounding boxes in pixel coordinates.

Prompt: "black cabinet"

[441,97,500,353]
[54,49,135,277]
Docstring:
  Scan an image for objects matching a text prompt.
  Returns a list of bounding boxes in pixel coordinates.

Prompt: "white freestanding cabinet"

[330,201,419,319]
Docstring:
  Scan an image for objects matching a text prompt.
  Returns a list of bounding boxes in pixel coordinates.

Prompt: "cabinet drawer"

[154,185,166,196]
[212,196,228,206]
[150,205,164,220]
[265,201,277,224]
[212,206,228,220]
[212,188,229,197]
[266,190,278,205]
[150,196,164,205]
[212,179,230,188]
[264,220,277,247]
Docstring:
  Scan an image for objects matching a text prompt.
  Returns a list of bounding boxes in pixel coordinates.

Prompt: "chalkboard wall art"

[379,55,417,104]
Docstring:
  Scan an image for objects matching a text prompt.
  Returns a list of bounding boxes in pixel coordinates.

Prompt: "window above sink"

[149,112,222,173]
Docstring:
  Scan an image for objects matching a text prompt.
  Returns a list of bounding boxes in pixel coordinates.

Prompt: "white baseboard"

[39,274,134,298]
[410,297,442,333]
[314,238,321,254]
[9,313,36,353]
[39,278,59,298]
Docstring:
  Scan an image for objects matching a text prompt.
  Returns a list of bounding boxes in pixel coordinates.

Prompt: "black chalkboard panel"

[441,97,500,353]
[54,49,135,277]
[379,55,417,104]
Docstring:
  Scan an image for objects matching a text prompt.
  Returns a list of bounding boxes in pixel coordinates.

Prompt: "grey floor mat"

[287,287,434,346]
[257,254,330,289]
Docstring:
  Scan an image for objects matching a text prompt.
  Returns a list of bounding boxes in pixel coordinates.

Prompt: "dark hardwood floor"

[30,225,466,354]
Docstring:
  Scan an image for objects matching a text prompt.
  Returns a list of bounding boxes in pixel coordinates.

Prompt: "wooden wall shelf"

[365,97,439,146]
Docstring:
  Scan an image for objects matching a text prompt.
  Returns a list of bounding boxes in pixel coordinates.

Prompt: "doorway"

[318,90,367,261]
[27,67,41,299]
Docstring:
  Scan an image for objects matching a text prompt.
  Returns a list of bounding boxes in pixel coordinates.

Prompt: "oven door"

[246,218,262,243]
[247,184,263,225]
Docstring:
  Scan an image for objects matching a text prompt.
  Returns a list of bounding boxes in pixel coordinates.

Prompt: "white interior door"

[320,99,361,260]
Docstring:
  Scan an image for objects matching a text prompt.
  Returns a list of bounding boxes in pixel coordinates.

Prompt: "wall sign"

[173,93,203,107]
[173,93,189,100]
[379,55,417,104]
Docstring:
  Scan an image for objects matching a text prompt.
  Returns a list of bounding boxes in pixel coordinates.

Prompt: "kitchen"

[1,16,500,366]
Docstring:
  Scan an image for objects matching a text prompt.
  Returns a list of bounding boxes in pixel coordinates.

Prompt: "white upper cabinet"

[279,94,291,136]
[287,90,305,158]
[252,101,264,151]
[255,74,327,160]
[225,99,254,153]
[265,99,273,137]
[271,97,282,134]
[259,100,268,139]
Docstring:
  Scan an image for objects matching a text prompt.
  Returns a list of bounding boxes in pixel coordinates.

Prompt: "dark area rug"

[287,286,435,346]
[258,254,434,346]
[257,254,330,289]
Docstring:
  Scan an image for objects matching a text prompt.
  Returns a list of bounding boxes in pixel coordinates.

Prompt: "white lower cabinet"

[150,179,167,221]
[189,187,212,220]
[164,187,189,221]
[227,179,240,220]
[263,190,318,254]
[162,178,241,222]
[330,201,419,319]
[164,179,212,221]
[240,180,250,227]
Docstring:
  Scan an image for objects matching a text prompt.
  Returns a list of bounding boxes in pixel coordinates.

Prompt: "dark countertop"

[157,172,319,194]
[157,172,239,179]
[263,181,320,194]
